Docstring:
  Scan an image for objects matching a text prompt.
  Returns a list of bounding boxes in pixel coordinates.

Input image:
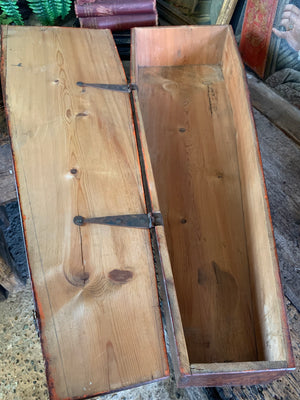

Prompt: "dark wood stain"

[212,261,221,285]
[64,271,90,287]
[76,112,88,117]
[108,269,133,284]
[207,85,218,115]
[212,261,238,295]
[197,268,204,284]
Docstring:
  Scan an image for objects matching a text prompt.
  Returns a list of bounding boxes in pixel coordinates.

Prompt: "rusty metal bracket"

[77,81,138,93]
[73,212,163,229]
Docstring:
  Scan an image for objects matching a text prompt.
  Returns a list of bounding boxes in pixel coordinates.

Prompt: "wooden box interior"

[132,26,294,384]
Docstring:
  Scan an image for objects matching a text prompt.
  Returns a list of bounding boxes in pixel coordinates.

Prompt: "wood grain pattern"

[247,73,300,146]
[213,300,299,397]
[222,28,294,367]
[131,88,191,377]
[252,108,300,313]
[132,25,228,74]
[132,25,294,386]
[137,63,257,364]
[1,26,168,400]
[216,0,238,24]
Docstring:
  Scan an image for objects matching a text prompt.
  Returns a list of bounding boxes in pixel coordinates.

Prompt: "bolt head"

[74,216,84,226]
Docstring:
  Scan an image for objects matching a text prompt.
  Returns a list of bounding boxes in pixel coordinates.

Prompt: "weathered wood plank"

[0,226,23,293]
[0,143,16,205]
[1,26,168,400]
[252,108,300,313]
[247,72,300,146]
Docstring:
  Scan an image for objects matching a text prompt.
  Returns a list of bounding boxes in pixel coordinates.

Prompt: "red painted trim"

[178,367,293,387]
[239,0,278,78]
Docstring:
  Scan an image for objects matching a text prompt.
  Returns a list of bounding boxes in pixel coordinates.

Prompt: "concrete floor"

[0,282,49,399]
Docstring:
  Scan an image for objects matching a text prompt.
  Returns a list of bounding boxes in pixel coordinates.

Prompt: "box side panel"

[1,26,169,400]
[221,27,294,367]
[131,88,191,377]
[135,59,260,362]
[131,25,294,387]
[179,363,291,387]
[131,25,229,77]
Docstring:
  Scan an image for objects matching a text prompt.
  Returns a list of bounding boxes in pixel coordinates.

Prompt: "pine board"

[1,26,168,400]
[131,25,294,386]
[138,64,257,364]
[252,108,300,312]
[206,302,300,400]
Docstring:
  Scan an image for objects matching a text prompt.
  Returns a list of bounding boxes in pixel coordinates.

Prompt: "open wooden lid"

[1,26,169,399]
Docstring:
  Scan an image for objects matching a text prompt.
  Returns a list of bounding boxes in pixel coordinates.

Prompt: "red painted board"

[239,0,279,78]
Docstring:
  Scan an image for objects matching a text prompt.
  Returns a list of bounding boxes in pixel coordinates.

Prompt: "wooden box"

[1,25,294,400]
[131,25,295,387]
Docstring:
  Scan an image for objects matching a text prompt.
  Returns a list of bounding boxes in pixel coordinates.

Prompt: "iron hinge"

[73,212,163,229]
[77,81,137,93]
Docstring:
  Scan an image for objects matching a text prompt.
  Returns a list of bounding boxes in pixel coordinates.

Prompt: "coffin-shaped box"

[131,25,295,387]
[1,25,295,400]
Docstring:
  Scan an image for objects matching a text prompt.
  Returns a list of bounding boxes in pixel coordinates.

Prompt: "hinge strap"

[73,212,163,229]
[77,81,137,93]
